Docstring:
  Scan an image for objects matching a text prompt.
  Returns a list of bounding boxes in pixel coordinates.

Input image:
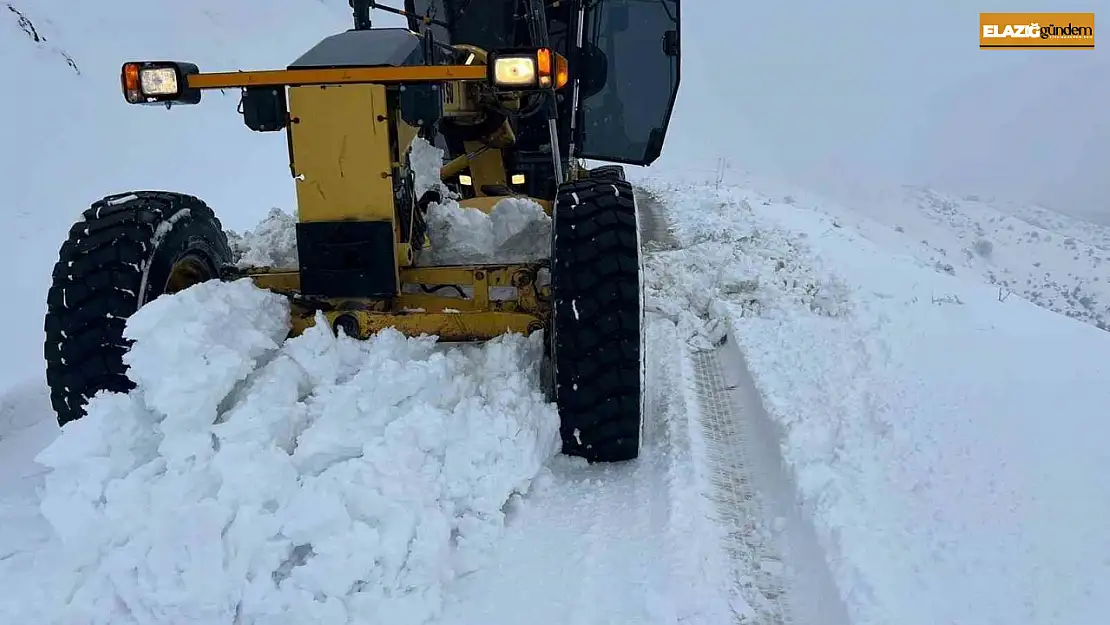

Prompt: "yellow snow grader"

[44,0,680,462]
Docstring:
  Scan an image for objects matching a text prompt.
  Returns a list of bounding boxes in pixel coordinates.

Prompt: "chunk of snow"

[14,279,559,624]
[421,196,551,266]
[227,207,299,268]
[407,136,550,265]
[409,136,453,200]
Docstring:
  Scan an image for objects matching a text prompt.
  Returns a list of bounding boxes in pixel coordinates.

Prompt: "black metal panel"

[288,28,424,69]
[241,87,287,132]
[406,0,521,49]
[296,221,398,298]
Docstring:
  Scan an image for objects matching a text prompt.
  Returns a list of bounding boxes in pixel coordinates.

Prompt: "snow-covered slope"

[634,172,1110,625]
[765,182,1110,331]
[1,0,353,388]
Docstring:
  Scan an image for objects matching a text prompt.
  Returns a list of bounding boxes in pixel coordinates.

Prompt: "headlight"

[121,61,202,106]
[487,48,569,91]
[492,57,537,87]
[139,67,179,96]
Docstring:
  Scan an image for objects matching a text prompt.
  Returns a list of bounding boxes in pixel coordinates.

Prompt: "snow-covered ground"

[5,3,1110,624]
[634,173,1110,625]
[6,168,1109,624]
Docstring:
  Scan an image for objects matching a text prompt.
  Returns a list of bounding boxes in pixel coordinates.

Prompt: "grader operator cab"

[44,0,681,463]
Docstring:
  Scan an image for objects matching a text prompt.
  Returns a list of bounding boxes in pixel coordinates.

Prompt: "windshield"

[577,0,680,166]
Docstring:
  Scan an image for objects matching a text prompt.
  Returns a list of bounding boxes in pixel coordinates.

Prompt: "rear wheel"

[550,178,643,462]
[44,191,232,427]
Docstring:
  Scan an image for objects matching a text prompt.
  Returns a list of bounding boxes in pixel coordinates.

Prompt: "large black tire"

[45,192,232,427]
[551,178,643,462]
[587,165,627,182]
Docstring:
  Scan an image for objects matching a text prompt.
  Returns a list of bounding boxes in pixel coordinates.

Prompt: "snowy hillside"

[786,184,1110,331]
[662,162,1110,333]
[1,0,353,387]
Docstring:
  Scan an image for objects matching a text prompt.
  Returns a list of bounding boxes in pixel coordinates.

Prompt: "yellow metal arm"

[187,64,487,90]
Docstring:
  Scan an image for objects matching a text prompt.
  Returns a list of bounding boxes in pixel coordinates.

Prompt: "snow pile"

[643,188,849,351]
[422,198,551,266]
[408,137,551,266]
[646,177,1110,625]
[6,279,560,624]
[228,207,299,268]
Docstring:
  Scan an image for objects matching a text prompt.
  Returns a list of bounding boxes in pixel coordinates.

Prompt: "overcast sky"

[659,1,1109,219]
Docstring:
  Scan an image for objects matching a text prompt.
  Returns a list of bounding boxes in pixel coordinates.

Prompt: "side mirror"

[663,30,679,57]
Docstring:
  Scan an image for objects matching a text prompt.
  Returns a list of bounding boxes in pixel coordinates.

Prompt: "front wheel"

[550,178,643,462]
[44,191,232,426]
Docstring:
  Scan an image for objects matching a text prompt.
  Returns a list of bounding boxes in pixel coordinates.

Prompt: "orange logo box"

[980,12,1094,49]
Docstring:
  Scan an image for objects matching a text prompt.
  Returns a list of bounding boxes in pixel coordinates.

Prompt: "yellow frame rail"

[187,65,487,90]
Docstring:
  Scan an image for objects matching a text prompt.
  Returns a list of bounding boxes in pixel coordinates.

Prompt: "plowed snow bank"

[6,279,559,624]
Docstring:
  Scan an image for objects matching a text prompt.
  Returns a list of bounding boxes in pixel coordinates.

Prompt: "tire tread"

[44,191,229,426]
[552,179,642,462]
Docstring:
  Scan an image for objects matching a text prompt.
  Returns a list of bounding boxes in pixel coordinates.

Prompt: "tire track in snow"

[638,188,799,625]
[692,348,792,624]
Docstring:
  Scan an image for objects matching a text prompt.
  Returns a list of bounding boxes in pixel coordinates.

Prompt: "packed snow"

[0,213,739,625]
[410,136,453,200]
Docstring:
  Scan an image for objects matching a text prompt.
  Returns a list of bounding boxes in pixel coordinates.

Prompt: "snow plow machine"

[43,0,680,463]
